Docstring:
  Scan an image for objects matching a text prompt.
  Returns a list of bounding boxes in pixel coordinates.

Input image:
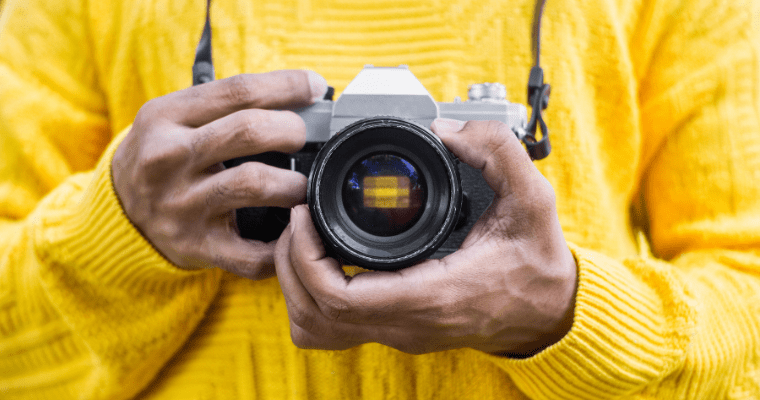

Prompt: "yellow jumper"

[1,0,759,398]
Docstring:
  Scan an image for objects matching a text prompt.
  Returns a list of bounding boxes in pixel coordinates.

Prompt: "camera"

[225,65,529,270]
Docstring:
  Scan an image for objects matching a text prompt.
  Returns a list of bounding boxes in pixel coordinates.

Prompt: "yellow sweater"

[1,0,760,398]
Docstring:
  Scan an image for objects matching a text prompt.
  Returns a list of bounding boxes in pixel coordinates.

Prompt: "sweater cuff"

[479,243,695,399]
[34,126,214,288]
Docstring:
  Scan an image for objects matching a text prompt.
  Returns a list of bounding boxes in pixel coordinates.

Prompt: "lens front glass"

[342,153,426,237]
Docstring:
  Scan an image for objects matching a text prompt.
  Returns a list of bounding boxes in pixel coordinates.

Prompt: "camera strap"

[192,0,215,86]
[190,0,551,159]
[525,0,552,160]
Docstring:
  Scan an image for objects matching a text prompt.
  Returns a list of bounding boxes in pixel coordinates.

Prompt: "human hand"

[112,70,328,279]
[274,119,577,356]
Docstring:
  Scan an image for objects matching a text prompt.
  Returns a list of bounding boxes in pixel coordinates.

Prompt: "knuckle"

[190,125,217,157]
[134,96,176,130]
[238,110,268,147]
[206,179,232,207]
[486,121,514,151]
[140,145,182,176]
[238,163,269,199]
[289,304,319,334]
[290,327,308,349]
[493,119,513,136]
[225,75,258,106]
[134,99,158,127]
[526,175,556,213]
[290,325,317,349]
[319,294,351,322]
[175,238,199,262]
[156,215,184,243]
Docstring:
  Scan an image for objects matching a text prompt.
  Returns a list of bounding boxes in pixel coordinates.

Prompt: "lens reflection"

[343,154,426,236]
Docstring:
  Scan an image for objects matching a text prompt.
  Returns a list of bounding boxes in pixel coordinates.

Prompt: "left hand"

[273,118,577,356]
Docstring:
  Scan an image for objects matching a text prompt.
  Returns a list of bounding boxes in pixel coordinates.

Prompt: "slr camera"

[226,65,530,270]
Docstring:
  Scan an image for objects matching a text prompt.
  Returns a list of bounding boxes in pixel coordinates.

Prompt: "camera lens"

[342,153,427,237]
[307,117,462,270]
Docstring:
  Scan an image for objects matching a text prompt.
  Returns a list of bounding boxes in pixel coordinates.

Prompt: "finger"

[198,162,307,214]
[275,221,408,348]
[289,318,442,354]
[190,109,306,170]
[275,216,371,344]
[432,119,562,252]
[278,213,457,350]
[274,222,323,323]
[288,205,351,291]
[274,219,344,339]
[431,119,542,199]
[288,205,445,325]
[158,70,328,127]
[286,205,354,322]
[288,321,362,351]
[199,224,277,280]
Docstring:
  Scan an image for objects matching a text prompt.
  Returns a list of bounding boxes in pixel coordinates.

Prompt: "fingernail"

[432,118,466,134]
[307,70,328,103]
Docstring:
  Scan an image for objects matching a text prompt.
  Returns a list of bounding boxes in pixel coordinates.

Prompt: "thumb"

[430,118,542,200]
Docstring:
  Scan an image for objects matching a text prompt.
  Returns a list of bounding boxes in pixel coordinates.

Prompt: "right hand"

[112,70,328,279]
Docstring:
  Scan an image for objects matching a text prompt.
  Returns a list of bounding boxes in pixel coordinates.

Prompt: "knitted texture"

[1,0,759,398]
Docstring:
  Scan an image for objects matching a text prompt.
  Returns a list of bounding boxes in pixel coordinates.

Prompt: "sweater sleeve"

[478,0,760,398]
[0,0,222,399]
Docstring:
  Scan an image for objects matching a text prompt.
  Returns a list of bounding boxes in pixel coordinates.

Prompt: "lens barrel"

[307,117,462,270]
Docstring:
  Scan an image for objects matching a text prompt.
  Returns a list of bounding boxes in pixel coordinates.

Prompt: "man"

[1,0,758,398]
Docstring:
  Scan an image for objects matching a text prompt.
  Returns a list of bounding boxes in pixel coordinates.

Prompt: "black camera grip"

[224,152,292,242]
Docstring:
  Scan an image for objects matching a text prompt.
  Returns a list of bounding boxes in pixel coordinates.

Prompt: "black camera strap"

[192,0,215,86]
[191,0,551,159]
[525,0,552,160]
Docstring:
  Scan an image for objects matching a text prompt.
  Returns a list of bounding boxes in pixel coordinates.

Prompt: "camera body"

[227,65,528,269]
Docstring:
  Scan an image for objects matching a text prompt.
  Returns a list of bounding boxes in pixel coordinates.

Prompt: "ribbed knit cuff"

[480,244,695,399]
[34,127,215,289]
[29,127,223,398]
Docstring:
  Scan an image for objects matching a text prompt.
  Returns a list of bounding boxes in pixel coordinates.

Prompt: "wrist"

[499,245,578,358]
[503,293,576,358]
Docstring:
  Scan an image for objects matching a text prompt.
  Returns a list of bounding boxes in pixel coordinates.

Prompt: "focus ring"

[307,117,462,270]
